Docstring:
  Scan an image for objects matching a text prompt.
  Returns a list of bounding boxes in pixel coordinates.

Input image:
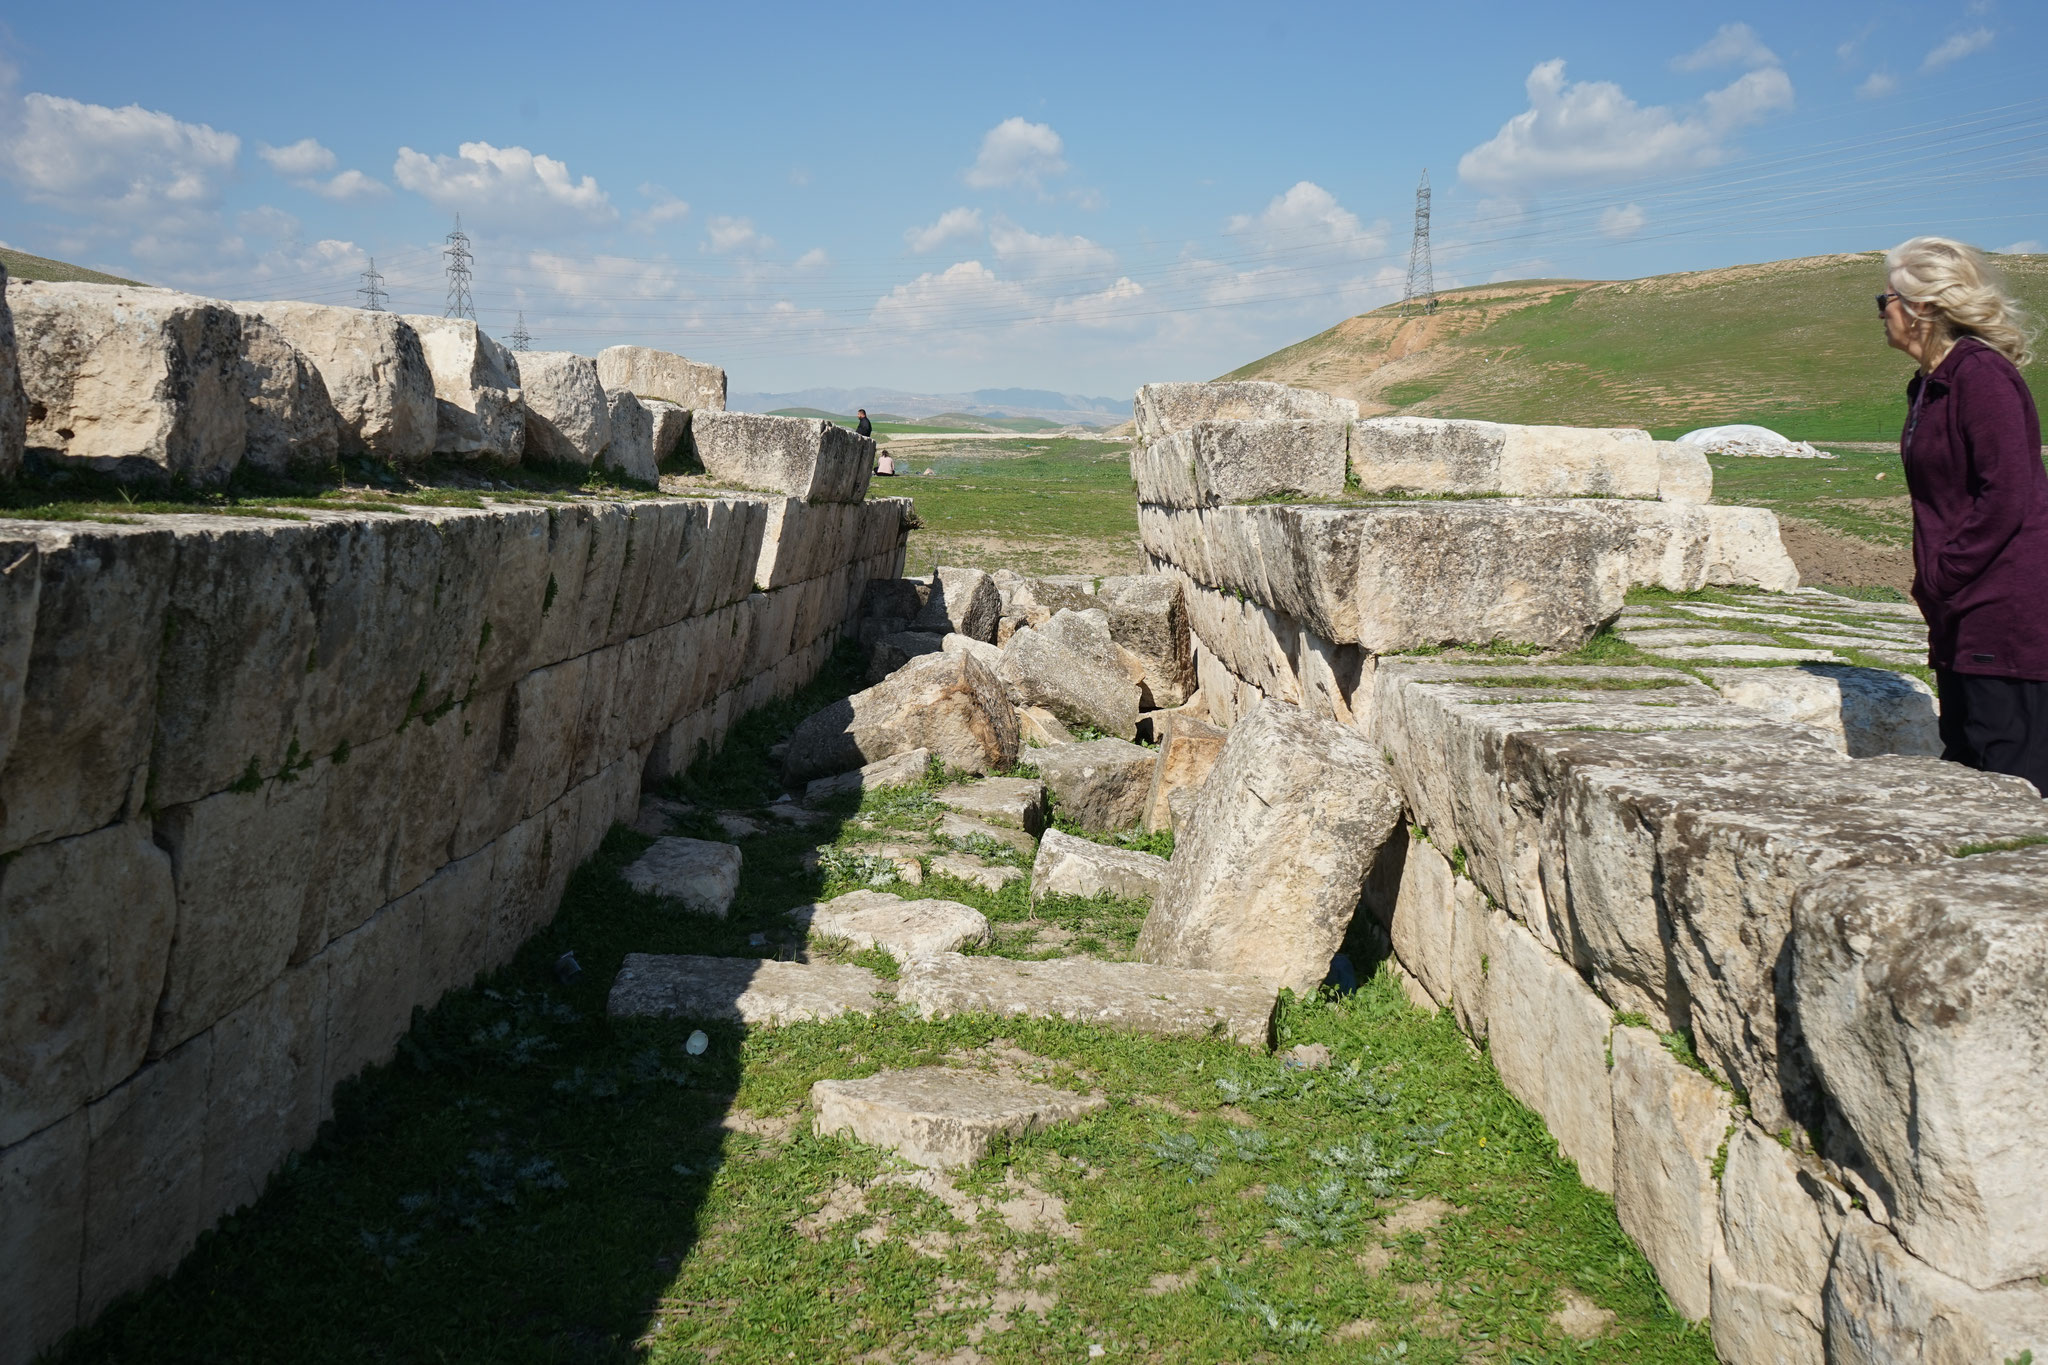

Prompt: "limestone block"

[1700,664,1939,757]
[1349,416,1659,499]
[594,344,726,411]
[0,261,22,481]
[899,953,1278,1046]
[804,747,933,805]
[9,281,248,482]
[1098,574,1194,707]
[1824,1215,2048,1365]
[81,1033,210,1322]
[515,350,610,467]
[692,411,874,503]
[788,890,991,960]
[783,651,1019,782]
[998,609,1142,739]
[645,397,691,465]
[235,311,339,475]
[152,771,330,1054]
[812,1068,1105,1169]
[608,954,884,1025]
[408,843,497,1002]
[1387,834,1457,1006]
[1132,379,1359,445]
[1709,1259,1824,1365]
[1484,917,1614,1192]
[908,565,996,641]
[0,1110,85,1365]
[1655,441,1712,504]
[600,387,657,482]
[1794,847,2048,1289]
[393,677,533,897]
[1141,711,1226,832]
[1448,881,1494,1040]
[0,525,172,854]
[403,314,523,464]
[1709,1125,1843,1362]
[867,629,946,682]
[1699,504,1801,591]
[1031,828,1168,903]
[0,824,175,1146]
[939,810,1037,855]
[1020,705,1075,748]
[857,576,929,643]
[243,300,435,463]
[1034,737,1155,833]
[202,958,328,1217]
[929,853,1025,894]
[1131,418,1348,507]
[1138,701,1402,993]
[320,894,426,1085]
[1609,1026,1732,1321]
[622,837,743,916]
[941,631,1003,669]
[936,776,1048,834]
[0,533,29,776]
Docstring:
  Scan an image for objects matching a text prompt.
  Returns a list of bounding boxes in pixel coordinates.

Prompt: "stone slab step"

[935,777,1048,834]
[608,953,885,1025]
[811,1066,1106,1168]
[927,853,1025,893]
[940,810,1037,855]
[621,837,743,916]
[786,890,990,960]
[897,953,1278,1047]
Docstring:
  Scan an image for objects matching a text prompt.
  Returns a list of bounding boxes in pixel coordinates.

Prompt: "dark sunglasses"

[1875,291,1903,315]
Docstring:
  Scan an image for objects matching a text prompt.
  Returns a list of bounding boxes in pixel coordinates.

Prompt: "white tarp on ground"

[1677,424,1835,459]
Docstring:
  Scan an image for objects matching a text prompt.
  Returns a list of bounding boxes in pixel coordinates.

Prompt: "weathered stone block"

[321,894,425,1086]
[622,837,743,916]
[1138,701,1401,992]
[867,629,945,682]
[1610,1026,1732,1321]
[0,1110,85,1365]
[1349,415,1659,499]
[1655,441,1712,504]
[1132,379,1359,445]
[595,344,726,411]
[804,746,933,805]
[1386,833,1456,1006]
[403,315,523,463]
[939,810,1036,855]
[693,411,873,503]
[936,776,1047,834]
[515,350,610,467]
[608,954,884,1025]
[1141,710,1226,832]
[1701,664,1939,757]
[998,609,1142,740]
[409,843,497,1001]
[244,300,435,463]
[788,890,990,960]
[1131,418,1348,507]
[202,958,328,1217]
[1099,574,1194,708]
[1034,737,1155,833]
[81,1033,210,1322]
[913,565,1001,641]
[1824,1215,2048,1365]
[899,953,1277,1046]
[783,652,1018,782]
[1484,917,1614,1192]
[0,823,176,1146]
[1020,705,1075,748]
[0,261,22,482]
[235,311,339,476]
[812,1068,1105,1169]
[600,388,656,482]
[1709,1124,1842,1365]
[1031,828,1168,903]
[645,397,691,465]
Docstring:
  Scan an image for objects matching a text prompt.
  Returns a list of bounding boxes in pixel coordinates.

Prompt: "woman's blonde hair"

[1887,236,2036,367]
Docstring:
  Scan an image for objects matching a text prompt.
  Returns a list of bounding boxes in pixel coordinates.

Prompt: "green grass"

[1,245,143,286]
[896,436,1141,577]
[1705,449,1914,547]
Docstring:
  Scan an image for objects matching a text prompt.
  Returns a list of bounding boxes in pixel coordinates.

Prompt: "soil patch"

[1778,516,1914,593]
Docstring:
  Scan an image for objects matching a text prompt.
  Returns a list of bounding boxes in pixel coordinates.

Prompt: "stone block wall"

[0,490,908,1361]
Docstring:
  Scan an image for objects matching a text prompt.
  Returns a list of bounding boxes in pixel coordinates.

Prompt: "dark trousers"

[1936,669,2048,796]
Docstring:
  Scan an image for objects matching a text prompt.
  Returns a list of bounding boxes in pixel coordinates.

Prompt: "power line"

[356,257,387,311]
[1402,169,1434,316]
[443,216,475,320]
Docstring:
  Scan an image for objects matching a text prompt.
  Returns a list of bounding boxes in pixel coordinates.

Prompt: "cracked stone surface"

[620,837,742,917]
[811,1066,1106,1168]
[786,890,990,961]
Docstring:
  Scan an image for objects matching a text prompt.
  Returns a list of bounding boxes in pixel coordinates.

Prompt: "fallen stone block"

[811,1067,1105,1168]
[621,837,743,916]
[404,315,523,464]
[235,311,339,476]
[939,810,1036,856]
[12,281,247,482]
[594,345,726,411]
[1656,441,1713,504]
[1138,701,1402,993]
[899,953,1278,1046]
[1794,845,2048,1289]
[516,351,610,467]
[1131,418,1348,507]
[866,629,946,682]
[998,610,1141,740]
[787,890,989,960]
[1485,914,1615,1192]
[1098,574,1193,707]
[913,566,1001,641]
[784,652,1018,782]
[1823,1215,2048,1365]
[1132,379,1359,445]
[245,299,436,463]
[608,954,884,1025]
[1019,705,1074,747]
[1034,737,1156,833]
[936,777,1048,834]
[693,411,873,503]
[599,388,657,482]
[855,577,929,645]
[1701,664,1939,757]
[1610,1026,1733,1321]
[644,398,691,465]
[1349,415,1660,499]
[941,632,1002,668]
[1031,828,1168,903]
[0,261,22,480]
[1141,711,1227,833]
[928,853,1024,893]
[804,747,932,806]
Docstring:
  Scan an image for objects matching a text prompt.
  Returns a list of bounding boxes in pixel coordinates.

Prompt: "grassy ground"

[894,436,1142,578]
[1,246,142,286]
[52,647,1714,1365]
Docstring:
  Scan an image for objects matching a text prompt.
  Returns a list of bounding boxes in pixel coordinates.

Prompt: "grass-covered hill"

[0,245,142,286]
[1225,251,2048,442]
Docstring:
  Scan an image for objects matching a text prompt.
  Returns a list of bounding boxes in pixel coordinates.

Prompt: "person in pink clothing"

[1882,236,2046,792]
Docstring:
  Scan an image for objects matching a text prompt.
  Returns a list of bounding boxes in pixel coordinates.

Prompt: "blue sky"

[1,1,2042,397]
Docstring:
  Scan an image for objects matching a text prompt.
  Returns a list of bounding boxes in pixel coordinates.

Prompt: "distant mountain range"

[730,386,1128,428]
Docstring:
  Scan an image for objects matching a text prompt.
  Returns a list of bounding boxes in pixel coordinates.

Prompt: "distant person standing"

[855,408,872,439]
[1883,236,2047,792]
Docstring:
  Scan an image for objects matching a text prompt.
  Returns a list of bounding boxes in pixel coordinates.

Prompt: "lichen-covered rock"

[998,609,1141,740]
[1098,574,1193,707]
[594,344,726,411]
[693,412,873,503]
[1033,737,1155,833]
[811,1067,1103,1169]
[0,261,22,480]
[599,388,657,482]
[516,351,610,468]
[403,315,523,464]
[783,651,1018,782]
[1138,700,1402,992]
[243,300,435,464]
[12,281,248,482]
[1701,664,1938,757]
[1349,415,1660,499]
[1031,828,1168,903]
[234,312,339,476]
[1132,380,1358,445]
[1824,1215,2048,1365]
[913,566,1001,641]
[1131,418,1349,507]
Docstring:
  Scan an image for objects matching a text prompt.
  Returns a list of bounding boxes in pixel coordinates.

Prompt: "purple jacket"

[1902,336,2048,679]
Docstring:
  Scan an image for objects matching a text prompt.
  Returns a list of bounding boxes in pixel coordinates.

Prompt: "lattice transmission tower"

[357,257,388,311]
[508,311,532,351]
[1401,170,1435,316]
[443,215,475,320]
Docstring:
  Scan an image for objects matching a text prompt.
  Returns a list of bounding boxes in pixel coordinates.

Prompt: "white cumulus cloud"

[1858,70,1900,99]
[794,247,830,269]
[0,92,239,220]
[1674,23,1778,71]
[1225,181,1378,254]
[872,260,1033,331]
[905,206,984,252]
[704,215,771,253]
[631,184,691,233]
[989,221,1114,276]
[1458,59,1793,196]
[1600,203,1647,238]
[258,137,334,177]
[964,117,1067,191]
[393,140,616,231]
[1923,28,1993,69]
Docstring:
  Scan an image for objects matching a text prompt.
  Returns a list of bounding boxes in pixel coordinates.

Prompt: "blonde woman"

[1882,236,2046,792]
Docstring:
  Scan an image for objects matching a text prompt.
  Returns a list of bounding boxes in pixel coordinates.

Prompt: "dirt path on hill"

[1778,517,1915,593]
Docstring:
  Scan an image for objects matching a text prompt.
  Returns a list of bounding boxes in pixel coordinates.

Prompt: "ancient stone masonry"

[0,299,911,1359]
[1127,379,2048,1362]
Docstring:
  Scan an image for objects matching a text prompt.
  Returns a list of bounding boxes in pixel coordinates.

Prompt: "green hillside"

[1227,252,2048,442]
[0,246,142,286]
